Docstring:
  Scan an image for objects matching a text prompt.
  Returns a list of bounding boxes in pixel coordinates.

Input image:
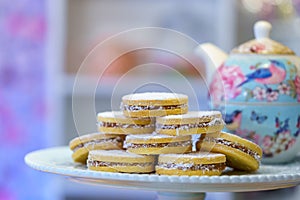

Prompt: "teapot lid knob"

[232,20,295,55]
[254,21,272,39]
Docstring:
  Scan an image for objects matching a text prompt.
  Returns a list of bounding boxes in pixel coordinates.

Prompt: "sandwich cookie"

[156,152,226,176]
[156,111,225,136]
[124,133,192,155]
[121,92,188,117]
[196,131,262,171]
[87,150,156,173]
[69,133,124,163]
[97,111,154,135]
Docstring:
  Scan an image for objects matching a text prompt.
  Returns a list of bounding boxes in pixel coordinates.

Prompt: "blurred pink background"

[0,0,61,199]
[1,0,300,200]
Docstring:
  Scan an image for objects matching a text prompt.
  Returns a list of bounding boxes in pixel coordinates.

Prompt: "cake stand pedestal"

[25,147,300,200]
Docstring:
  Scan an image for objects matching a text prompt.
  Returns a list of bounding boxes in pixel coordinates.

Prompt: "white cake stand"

[25,146,300,200]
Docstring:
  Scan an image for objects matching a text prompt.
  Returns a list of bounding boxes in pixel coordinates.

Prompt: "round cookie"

[156,152,226,176]
[97,111,154,135]
[156,111,224,135]
[196,131,262,171]
[69,133,124,164]
[121,92,188,118]
[124,133,192,155]
[87,150,156,173]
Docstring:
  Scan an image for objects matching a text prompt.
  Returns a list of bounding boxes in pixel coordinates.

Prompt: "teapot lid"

[231,21,295,55]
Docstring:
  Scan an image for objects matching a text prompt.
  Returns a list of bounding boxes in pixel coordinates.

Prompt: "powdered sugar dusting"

[72,137,123,152]
[158,111,221,120]
[160,152,225,159]
[71,133,114,143]
[122,92,187,101]
[75,133,102,140]
[125,133,189,140]
[89,150,151,158]
[97,111,127,119]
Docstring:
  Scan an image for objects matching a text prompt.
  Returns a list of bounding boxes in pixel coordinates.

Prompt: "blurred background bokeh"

[1,0,300,199]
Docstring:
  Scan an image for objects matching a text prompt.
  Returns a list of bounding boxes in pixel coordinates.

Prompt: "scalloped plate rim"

[24,146,300,192]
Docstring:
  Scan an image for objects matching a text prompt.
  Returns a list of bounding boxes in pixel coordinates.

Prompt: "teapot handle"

[194,43,228,83]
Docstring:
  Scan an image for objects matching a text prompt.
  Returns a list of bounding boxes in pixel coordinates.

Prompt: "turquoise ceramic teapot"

[196,21,300,163]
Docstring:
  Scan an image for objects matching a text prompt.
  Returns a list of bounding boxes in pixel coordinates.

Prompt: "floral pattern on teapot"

[223,107,300,159]
[210,57,300,103]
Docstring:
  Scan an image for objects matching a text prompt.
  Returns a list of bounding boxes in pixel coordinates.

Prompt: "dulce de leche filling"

[98,121,154,129]
[158,162,226,171]
[200,137,261,162]
[156,118,224,130]
[122,104,187,111]
[125,140,192,149]
[87,160,153,167]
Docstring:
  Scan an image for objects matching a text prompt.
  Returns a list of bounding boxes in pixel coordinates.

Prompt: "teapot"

[195,21,300,163]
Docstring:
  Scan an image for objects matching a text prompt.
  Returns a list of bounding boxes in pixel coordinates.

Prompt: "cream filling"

[156,118,224,130]
[87,160,153,167]
[98,121,154,129]
[124,140,192,149]
[122,104,187,111]
[157,162,226,171]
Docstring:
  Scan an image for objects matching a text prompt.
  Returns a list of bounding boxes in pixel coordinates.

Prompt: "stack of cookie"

[69,92,262,176]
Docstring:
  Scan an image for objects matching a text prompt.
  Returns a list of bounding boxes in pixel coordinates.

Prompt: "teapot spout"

[195,43,228,83]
